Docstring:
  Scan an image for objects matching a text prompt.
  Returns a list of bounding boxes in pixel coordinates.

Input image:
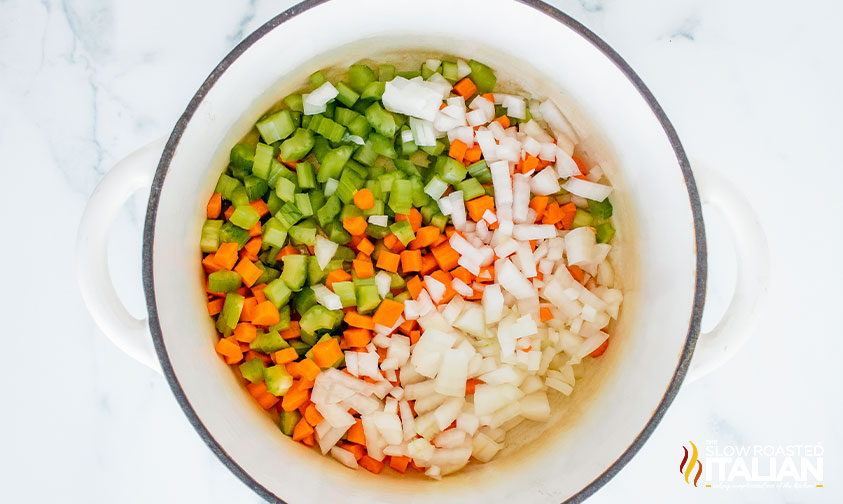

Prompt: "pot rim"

[142,1,707,502]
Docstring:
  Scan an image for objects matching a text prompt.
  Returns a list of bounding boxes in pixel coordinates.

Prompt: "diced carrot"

[453,77,477,98]
[202,254,223,273]
[214,242,239,270]
[299,434,314,447]
[399,249,422,273]
[396,208,422,232]
[431,242,460,271]
[249,198,270,217]
[207,298,224,316]
[372,298,404,328]
[448,139,468,163]
[567,265,585,283]
[450,266,473,285]
[344,311,375,330]
[352,257,374,278]
[256,392,279,410]
[430,270,456,303]
[493,115,510,129]
[540,307,554,322]
[297,358,321,381]
[304,403,324,426]
[207,193,222,219]
[541,201,563,225]
[286,362,302,379]
[529,196,549,221]
[357,237,375,256]
[214,337,242,360]
[420,254,438,276]
[273,347,298,364]
[343,216,368,236]
[311,338,343,368]
[280,320,301,340]
[480,92,495,102]
[240,296,257,322]
[243,237,262,261]
[389,455,411,473]
[224,205,235,221]
[376,250,401,273]
[235,286,249,296]
[397,319,416,336]
[347,418,366,445]
[406,276,423,299]
[559,202,578,230]
[572,156,588,175]
[590,338,609,357]
[522,154,539,173]
[246,381,268,399]
[407,226,441,249]
[247,221,262,238]
[359,455,384,474]
[465,378,483,395]
[233,323,257,343]
[431,233,448,247]
[382,233,405,253]
[409,330,421,345]
[276,245,300,260]
[251,301,280,326]
[281,386,310,412]
[343,328,372,347]
[245,350,271,367]
[465,195,495,222]
[353,188,375,210]
[342,442,365,460]
[326,269,352,290]
[251,283,267,303]
[234,257,262,287]
[464,143,482,163]
[292,417,315,441]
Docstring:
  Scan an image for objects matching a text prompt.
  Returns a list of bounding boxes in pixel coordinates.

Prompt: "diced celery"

[312,136,331,163]
[390,220,415,246]
[264,365,293,396]
[256,110,296,144]
[264,278,292,307]
[334,106,360,127]
[309,188,326,211]
[252,143,274,180]
[316,194,342,227]
[389,272,406,289]
[281,255,308,291]
[362,199,385,217]
[283,93,304,113]
[278,128,315,162]
[255,264,280,285]
[355,284,381,314]
[328,220,352,245]
[468,59,497,93]
[467,159,492,183]
[367,224,390,239]
[293,287,317,315]
[436,155,468,184]
[348,115,372,138]
[262,217,288,248]
[423,175,449,200]
[200,219,223,253]
[279,409,301,436]
[290,339,311,356]
[230,184,250,207]
[293,162,315,190]
[219,293,245,331]
[441,61,458,82]
[348,64,376,93]
[388,179,413,215]
[250,329,289,355]
[588,198,613,219]
[310,70,326,87]
[393,158,420,177]
[353,141,378,166]
[318,145,354,183]
[410,176,429,207]
[394,291,411,303]
[219,222,251,249]
[596,222,616,243]
[456,178,486,201]
[430,212,449,231]
[369,133,396,159]
[295,193,313,217]
[229,205,261,230]
[361,81,385,101]
[396,70,420,79]
[299,305,342,334]
[275,202,303,230]
[335,169,364,204]
[340,204,363,221]
[572,209,594,229]
[209,270,242,293]
[244,175,268,201]
[421,138,447,156]
[272,305,291,331]
[289,223,317,246]
[332,281,356,307]
[230,144,255,172]
[215,173,241,201]
[239,357,266,384]
[335,82,359,107]
[378,64,395,81]
[275,177,297,203]
[365,102,397,138]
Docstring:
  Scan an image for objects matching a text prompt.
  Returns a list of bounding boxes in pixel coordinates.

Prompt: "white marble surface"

[2,0,841,502]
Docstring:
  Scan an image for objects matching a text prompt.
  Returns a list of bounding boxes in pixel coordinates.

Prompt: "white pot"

[77,1,769,502]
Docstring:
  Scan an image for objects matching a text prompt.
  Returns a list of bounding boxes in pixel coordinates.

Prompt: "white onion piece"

[302,81,338,115]
[512,174,531,223]
[562,177,613,201]
[372,411,404,445]
[456,59,471,78]
[489,160,513,207]
[502,95,526,119]
[449,191,466,230]
[383,77,442,121]
[496,258,535,299]
[512,224,557,241]
[434,397,465,430]
[453,305,485,338]
[434,429,467,448]
[330,446,358,469]
[368,214,388,227]
[314,235,338,270]
[375,271,392,298]
[530,168,561,196]
[482,284,504,324]
[409,117,437,146]
[399,399,416,441]
[424,275,446,304]
[519,119,554,143]
[538,99,578,141]
[565,227,596,266]
[475,129,498,161]
[311,284,342,310]
[473,384,524,417]
[472,431,503,462]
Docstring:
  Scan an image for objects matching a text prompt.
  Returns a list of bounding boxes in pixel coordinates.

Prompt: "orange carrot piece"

[431,242,460,271]
[359,455,384,474]
[233,323,257,343]
[409,330,421,345]
[344,311,375,330]
[248,199,269,218]
[493,115,510,128]
[234,257,263,287]
[522,155,539,173]
[273,347,298,365]
[567,265,585,283]
[343,216,368,236]
[376,250,401,273]
[240,296,257,322]
[353,257,374,278]
[559,202,578,230]
[202,254,224,273]
[235,286,250,297]
[395,208,422,232]
[342,442,365,460]
[281,386,309,412]
[448,139,468,163]
[541,201,562,225]
[224,205,235,221]
[398,319,416,336]
[343,328,372,347]
[406,276,423,299]
[529,196,549,221]
[450,266,473,285]
[353,188,375,210]
[214,242,239,270]
[292,417,315,441]
[207,298,224,316]
[326,269,352,290]
[420,254,438,276]
[465,378,483,395]
[207,193,222,219]
[215,337,243,360]
[311,338,343,368]
[382,233,405,253]
[389,455,411,473]
[357,237,375,256]
[399,249,422,273]
[246,381,268,399]
[276,245,301,260]
[540,307,554,322]
[465,195,495,223]
[430,270,456,303]
[256,392,280,410]
[247,221,262,238]
[245,349,271,367]
[251,284,267,303]
[304,403,324,426]
[297,358,321,381]
[251,301,280,326]
[372,298,404,328]
[572,156,588,175]
[590,337,609,357]
[464,143,482,163]
[280,321,301,340]
[243,236,262,259]
[407,226,441,249]
[347,418,366,445]
[453,77,477,98]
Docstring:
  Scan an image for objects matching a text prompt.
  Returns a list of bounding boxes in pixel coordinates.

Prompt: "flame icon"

[679,441,703,487]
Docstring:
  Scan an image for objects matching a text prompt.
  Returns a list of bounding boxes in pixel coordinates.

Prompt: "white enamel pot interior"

[143,0,705,502]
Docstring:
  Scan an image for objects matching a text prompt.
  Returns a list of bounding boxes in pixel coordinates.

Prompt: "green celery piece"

[410,176,429,207]
[467,159,492,183]
[264,365,293,396]
[368,133,396,159]
[289,223,317,246]
[378,64,395,81]
[267,159,291,190]
[310,70,326,87]
[229,184,250,207]
[219,293,245,331]
[396,70,420,79]
[335,82,359,107]
[208,270,242,293]
[250,329,287,356]
[441,61,458,82]
[361,81,385,101]
[468,59,496,93]
[365,102,397,138]
[279,410,301,436]
[348,64,376,93]
[229,205,261,230]
[355,284,381,314]
[244,175,268,201]
[335,169,364,204]
[255,265,281,285]
[332,281,356,307]
[281,255,308,291]
[239,357,266,384]
[430,212,449,231]
[328,221,352,245]
[367,224,390,240]
[306,114,324,133]
[278,128,315,162]
[290,339,311,356]
[362,199,385,217]
[353,141,378,166]
[293,287,317,315]
[256,110,296,144]
[264,278,292,307]
[572,209,594,229]
[420,61,437,80]
[283,93,304,113]
[457,178,485,200]
[200,219,223,253]
[275,202,303,230]
[588,198,613,219]
[389,220,415,246]
[275,177,297,203]
[353,271,376,287]
[388,179,413,215]
[295,193,313,217]
[393,291,411,303]
[299,305,342,334]
[306,257,325,286]
[394,158,421,177]
[389,272,406,289]
[333,246,355,262]
[215,173,240,200]
[252,143,274,180]
[318,145,354,183]
[596,222,616,243]
[312,136,331,164]
[334,107,361,127]
[315,116,347,143]
[300,331,318,346]
[423,175,449,200]
[230,144,255,172]
[296,162,316,189]
[316,194,342,227]
[347,115,372,138]
[219,222,251,249]
[309,188,326,210]
[270,305,291,332]
[262,217,288,248]
[436,155,468,184]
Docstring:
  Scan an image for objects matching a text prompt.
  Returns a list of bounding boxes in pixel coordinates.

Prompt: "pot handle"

[77,139,166,374]
[685,166,769,382]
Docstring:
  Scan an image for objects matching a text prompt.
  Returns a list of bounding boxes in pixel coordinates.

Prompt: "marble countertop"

[2,0,840,502]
